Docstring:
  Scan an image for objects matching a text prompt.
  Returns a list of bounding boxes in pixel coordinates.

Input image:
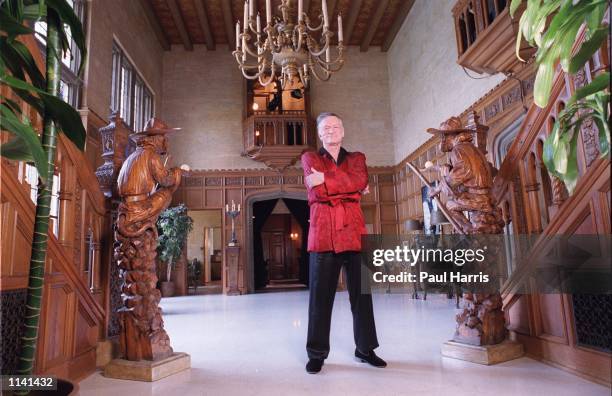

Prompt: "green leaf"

[533,59,556,108]
[22,2,47,20]
[2,98,23,115]
[0,6,32,36]
[0,36,46,89]
[553,133,570,174]
[558,21,582,72]
[568,72,610,105]
[0,103,48,179]
[562,130,579,193]
[593,117,609,157]
[543,126,561,178]
[568,25,608,74]
[586,1,606,32]
[47,0,87,75]
[0,74,86,150]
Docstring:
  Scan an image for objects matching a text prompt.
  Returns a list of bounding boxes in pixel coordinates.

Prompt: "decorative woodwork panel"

[185,188,204,208]
[0,289,27,375]
[572,294,612,353]
[379,184,395,202]
[41,282,75,370]
[380,204,397,222]
[205,189,223,208]
[537,294,566,340]
[74,301,98,355]
[381,223,398,234]
[506,294,530,335]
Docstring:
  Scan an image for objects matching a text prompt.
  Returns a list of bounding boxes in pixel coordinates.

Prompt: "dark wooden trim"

[194,0,215,50]
[360,0,389,52]
[166,0,193,50]
[221,0,235,51]
[381,0,415,52]
[303,0,311,16]
[343,0,363,45]
[138,0,170,51]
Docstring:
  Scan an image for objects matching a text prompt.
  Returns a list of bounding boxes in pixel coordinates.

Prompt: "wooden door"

[266,232,286,280]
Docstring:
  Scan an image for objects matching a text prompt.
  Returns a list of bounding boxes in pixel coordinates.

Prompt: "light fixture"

[252,102,259,110]
[255,130,260,136]
[290,232,298,240]
[233,0,345,88]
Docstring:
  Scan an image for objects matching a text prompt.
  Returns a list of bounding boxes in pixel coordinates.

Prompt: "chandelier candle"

[233,0,345,88]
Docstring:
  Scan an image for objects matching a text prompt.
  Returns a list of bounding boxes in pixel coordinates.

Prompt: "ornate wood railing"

[0,35,109,381]
[242,112,317,169]
[490,20,611,385]
[452,0,535,74]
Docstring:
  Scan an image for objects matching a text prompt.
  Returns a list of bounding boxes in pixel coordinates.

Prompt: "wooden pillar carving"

[113,118,184,361]
[425,116,507,347]
[95,110,131,197]
[226,246,241,296]
[97,111,131,338]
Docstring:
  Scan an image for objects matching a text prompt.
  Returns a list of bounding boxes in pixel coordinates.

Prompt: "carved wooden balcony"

[242,111,317,170]
[452,0,535,74]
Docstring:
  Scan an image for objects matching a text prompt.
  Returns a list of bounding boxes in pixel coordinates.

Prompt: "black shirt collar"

[318,146,348,165]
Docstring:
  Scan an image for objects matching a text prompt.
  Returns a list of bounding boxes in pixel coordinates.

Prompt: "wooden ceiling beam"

[381,0,415,52]
[194,0,215,50]
[138,0,170,51]
[221,0,235,52]
[343,0,363,46]
[360,0,389,52]
[166,0,193,50]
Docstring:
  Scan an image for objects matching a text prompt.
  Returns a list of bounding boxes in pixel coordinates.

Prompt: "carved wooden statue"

[426,115,506,346]
[114,118,184,361]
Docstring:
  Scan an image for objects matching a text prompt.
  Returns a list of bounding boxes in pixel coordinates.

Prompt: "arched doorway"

[245,190,309,293]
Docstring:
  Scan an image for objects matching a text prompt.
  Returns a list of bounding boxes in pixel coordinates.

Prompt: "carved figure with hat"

[425,116,503,234]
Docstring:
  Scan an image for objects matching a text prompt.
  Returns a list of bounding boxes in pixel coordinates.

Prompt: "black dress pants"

[306,251,379,360]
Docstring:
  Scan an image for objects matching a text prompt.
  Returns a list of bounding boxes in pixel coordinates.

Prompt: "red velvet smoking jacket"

[302,147,368,253]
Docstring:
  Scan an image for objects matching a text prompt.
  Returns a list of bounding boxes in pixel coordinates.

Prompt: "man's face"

[318,116,344,146]
[440,134,454,152]
[155,136,168,155]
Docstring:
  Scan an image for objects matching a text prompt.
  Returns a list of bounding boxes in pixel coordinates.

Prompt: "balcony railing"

[242,112,317,169]
[452,0,534,74]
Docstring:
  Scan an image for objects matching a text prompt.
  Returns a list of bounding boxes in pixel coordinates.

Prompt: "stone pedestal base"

[441,339,523,365]
[104,352,191,381]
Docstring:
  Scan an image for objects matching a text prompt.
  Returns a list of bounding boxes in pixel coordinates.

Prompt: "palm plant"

[1,0,87,380]
[511,0,610,192]
[157,204,194,283]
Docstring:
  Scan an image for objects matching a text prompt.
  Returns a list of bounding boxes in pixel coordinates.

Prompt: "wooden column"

[226,246,241,296]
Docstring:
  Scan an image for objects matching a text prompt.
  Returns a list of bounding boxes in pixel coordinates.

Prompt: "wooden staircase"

[493,23,611,385]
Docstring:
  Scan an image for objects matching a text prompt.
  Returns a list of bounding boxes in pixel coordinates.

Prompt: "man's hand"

[439,164,451,177]
[360,184,370,195]
[306,167,325,188]
[428,186,441,199]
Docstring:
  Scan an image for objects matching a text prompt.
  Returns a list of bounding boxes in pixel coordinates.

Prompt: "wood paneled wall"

[172,164,396,293]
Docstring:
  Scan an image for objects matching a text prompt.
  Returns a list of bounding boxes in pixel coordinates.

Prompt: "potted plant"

[1,0,88,386]
[511,0,610,192]
[157,204,193,297]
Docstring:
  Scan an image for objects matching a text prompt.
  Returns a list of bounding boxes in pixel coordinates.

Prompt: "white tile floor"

[79,291,610,396]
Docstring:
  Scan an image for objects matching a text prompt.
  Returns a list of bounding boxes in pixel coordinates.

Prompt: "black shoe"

[306,358,324,374]
[355,349,387,368]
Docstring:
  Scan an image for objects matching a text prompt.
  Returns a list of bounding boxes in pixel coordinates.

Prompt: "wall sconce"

[290,232,298,240]
[255,130,260,136]
[252,102,259,110]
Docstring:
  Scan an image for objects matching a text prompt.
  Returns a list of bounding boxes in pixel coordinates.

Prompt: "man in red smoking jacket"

[302,112,386,374]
